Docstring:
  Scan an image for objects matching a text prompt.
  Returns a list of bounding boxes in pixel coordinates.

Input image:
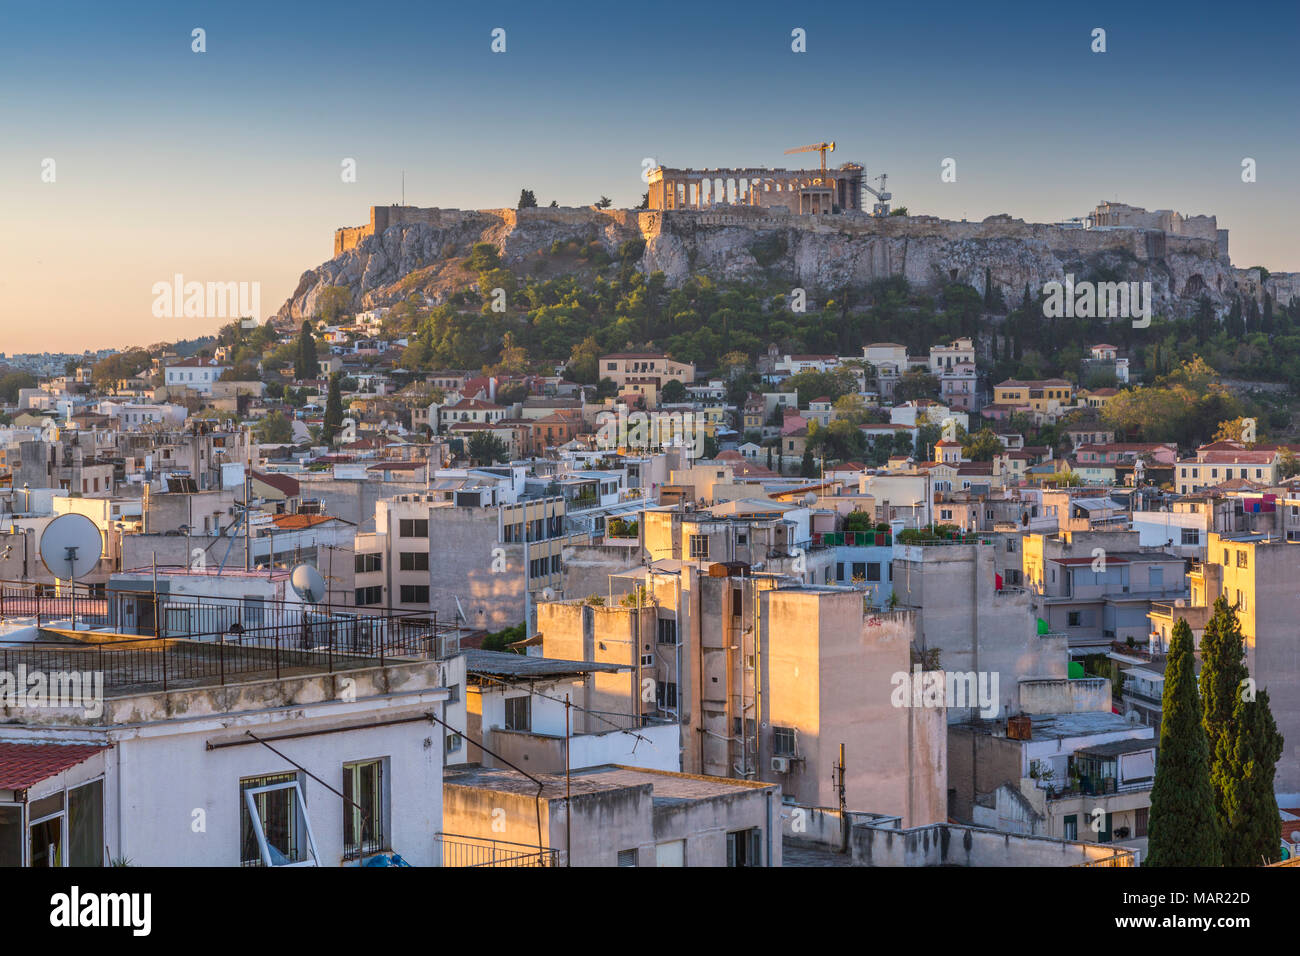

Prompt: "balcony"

[434,834,559,867]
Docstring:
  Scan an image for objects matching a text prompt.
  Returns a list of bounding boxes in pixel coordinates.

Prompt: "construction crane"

[862,172,892,216]
[785,141,835,171]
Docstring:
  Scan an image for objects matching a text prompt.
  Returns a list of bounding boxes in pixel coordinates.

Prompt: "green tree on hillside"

[467,431,508,465]
[314,286,353,323]
[322,373,344,445]
[0,370,37,403]
[256,410,294,444]
[1146,619,1221,866]
[294,320,317,381]
[517,189,538,209]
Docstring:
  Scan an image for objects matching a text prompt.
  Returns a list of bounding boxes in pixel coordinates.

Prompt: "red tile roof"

[268,513,339,530]
[0,742,109,790]
[252,470,301,497]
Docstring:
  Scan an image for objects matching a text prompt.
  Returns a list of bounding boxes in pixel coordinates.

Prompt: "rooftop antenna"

[39,513,103,631]
[402,170,405,207]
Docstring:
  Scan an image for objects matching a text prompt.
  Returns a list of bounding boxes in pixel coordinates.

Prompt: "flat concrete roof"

[445,763,776,803]
[961,711,1148,741]
[460,648,627,679]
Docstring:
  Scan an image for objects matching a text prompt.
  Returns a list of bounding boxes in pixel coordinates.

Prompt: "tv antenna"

[39,513,103,630]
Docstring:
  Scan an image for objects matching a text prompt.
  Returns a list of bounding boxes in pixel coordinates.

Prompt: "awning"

[0,743,109,791]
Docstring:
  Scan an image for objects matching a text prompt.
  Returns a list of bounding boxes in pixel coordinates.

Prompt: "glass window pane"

[29,816,63,867]
[0,806,22,867]
[68,780,104,867]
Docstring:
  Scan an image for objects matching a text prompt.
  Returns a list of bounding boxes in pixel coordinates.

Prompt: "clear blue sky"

[1,0,1296,352]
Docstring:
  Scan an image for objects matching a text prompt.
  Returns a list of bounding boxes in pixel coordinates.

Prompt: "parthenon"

[646,164,865,215]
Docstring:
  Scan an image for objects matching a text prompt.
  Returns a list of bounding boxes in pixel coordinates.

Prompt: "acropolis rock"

[275,202,1300,324]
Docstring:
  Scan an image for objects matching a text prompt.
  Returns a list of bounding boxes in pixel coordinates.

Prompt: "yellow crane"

[784,141,836,171]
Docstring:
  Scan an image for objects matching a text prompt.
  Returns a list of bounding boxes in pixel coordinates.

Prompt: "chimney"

[1007,714,1032,740]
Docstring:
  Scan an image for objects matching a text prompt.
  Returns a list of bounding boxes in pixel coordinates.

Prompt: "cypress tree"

[295,320,317,382]
[800,448,816,478]
[1213,688,1284,865]
[1199,595,1248,824]
[322,372,344,446]
[1146,619,1221,866]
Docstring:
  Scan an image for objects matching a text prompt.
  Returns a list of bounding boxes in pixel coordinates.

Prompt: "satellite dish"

[39,513,103,580]
[1125,710,1141,725]
[290,563,327,604]
[803,492,817,506]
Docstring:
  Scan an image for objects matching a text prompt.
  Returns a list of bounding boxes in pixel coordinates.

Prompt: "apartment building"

[890,539,1067,719]
[1175,449,1279,494]
[598,353,695,408]
[0,631,455,866]
[1021,530,1187,648]
[354,492,566,631]
[950,711,1156,862]
[537,564,947,828]
[443,764,781,866]
[163,356,229,394]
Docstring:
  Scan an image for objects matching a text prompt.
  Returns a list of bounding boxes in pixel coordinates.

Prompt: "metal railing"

[434,834,558,867]
[0,613,458,695]
[0,582,109,626]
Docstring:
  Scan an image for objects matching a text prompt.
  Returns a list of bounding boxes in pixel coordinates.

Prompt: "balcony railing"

[434,834,559,867]
[1,611,456,696]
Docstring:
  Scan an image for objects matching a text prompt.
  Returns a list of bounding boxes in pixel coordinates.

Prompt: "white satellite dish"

[290,563,327,604]
[39,513,103,581]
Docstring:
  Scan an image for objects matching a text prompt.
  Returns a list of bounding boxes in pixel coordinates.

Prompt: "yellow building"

[993,379,1075,412]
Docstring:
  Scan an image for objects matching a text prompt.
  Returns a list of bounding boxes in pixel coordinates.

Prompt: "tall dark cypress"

[295,320,317,382]
[1146,619,1221,866]
[1213,689,1284,865]
[322,372,343,446]
[1200,595,1248,825]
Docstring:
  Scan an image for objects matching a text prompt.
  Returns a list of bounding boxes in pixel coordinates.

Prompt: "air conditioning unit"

[770,756,789,773]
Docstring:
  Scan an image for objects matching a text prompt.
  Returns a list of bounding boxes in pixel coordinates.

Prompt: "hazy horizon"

[3,0,1297,354]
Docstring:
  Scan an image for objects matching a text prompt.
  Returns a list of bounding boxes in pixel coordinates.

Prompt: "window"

[655,839,685,867]
[1063,814,1078,841]
[726,828,762,867]
[399,585,429,604]
[689,534,709,559]
[445,732,462,754]
[342,758,388,861]
[773,725,797,756]
[354,586,383,606]
[399,551,429,572]
[504,695,531,732]
[655,681,678,710]
[866,563,881,582]
[1236,550,1248,569]
[657,618,678,645]
[1180,528,1199,546]
[398,518,428,538]
[1134,806,1149,838]
[354,553,381,573]
[617,849,638,867]
[68,779,103,868]
[852,562,866,580]
[27,791,64,867]
[0,805,20,867]
[640,654,655,667]
[240,772,317,867]
[1068,611,1081,627]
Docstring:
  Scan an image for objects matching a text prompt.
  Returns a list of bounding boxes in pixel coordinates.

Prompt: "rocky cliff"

[275,205,1299,323]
